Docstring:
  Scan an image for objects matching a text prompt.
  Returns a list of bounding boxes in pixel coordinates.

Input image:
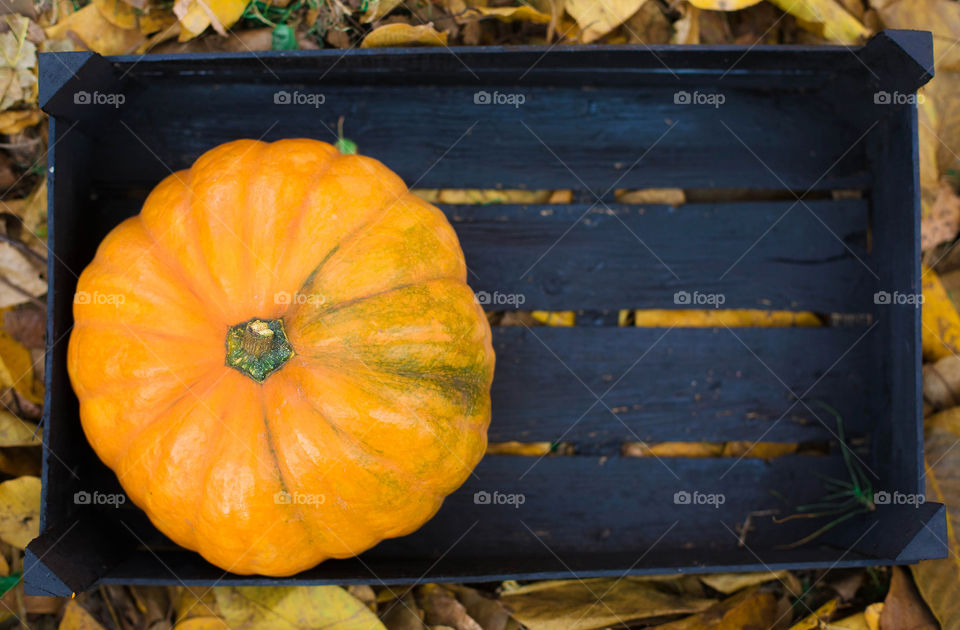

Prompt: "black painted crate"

[27,30,947,596]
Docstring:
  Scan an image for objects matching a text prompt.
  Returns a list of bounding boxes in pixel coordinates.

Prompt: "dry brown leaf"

[4,306,44,350]
[565,0,646,42]
[722,441,797,459]
[699,571,789,594]
[45,3,145,54]
[671,2,699,44]
[921,265,960,361]
[0,16,38,112]
[623,441,725,457]
[764,0,869,44]
[378,589,424,630]
[176,586,221,621]
[649,586,777,629]
[0,108,41,134]
[419,584,482,630]
[622,0,671,44]
[413,189,557,204]
[473,6,552,23]
[923,178,960,250]
[872,0,960,71]
[879,567,937,630]
[25,593,64,614]
[449,586,510,630]
[362,23,448,47]
[501,578,715,630]
[214,586,386,629]
[0,475,39,549]
[60,600,108,630]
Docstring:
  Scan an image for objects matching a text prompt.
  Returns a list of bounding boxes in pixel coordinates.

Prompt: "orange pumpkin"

[67,139,495,576]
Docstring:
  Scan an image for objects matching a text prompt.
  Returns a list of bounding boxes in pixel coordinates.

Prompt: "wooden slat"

[451,200,873,311]
[489,327,877,443]
[91,84,871,191]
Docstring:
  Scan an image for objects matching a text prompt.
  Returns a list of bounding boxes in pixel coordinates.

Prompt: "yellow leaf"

[361,0,405,22]
[721,441,797,459]
[45,4,146,55]
[764,0,869,44]
[531,311,575,326]
[412,189,557,204]
[615,188,685,205]
[474,6,552,23]
[59,600,107,630]
[174,618,229,630]
[871,0,960,71]
[174,0,249,40]
[501,578,716,630]
[921,265,960,361]
[863,603,883,630]
[829,611,869,630]
[487,441,552,455]
[911,410,960,629]
[213,586,386,630]
[0,329,42,404]
[361,23,448,47]
[0,410,40,446]
[176,587,220,621]
[0,108,42,134]
[699,571,789,594]
[0,476,39,549]
[634,309,820,327]
[565,0,646,42]
[789,598,838,630]
[623,442,725,457]
[649,587,777,629]
[92,0,174,34]
[688,0,762,9]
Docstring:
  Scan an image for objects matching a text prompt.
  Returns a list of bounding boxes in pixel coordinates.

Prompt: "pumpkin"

[67,139,495,576]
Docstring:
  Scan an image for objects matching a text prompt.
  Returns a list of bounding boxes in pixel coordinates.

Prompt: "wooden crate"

[27,30,946,596]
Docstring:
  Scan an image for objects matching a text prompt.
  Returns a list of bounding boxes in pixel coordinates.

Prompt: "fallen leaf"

[361,0,405,22]
[688,0,762,9]
[879,567,937,630]
[923,178,960,250]
[622,0,671,43]
[565,0,646,42]
[361,23,448,47]
[911,410,960,629]
[0,329,42,404]
[624,442,725,457]
[175,618,229,630]
[922,265,960,361]
[649,587,777,629]
[0,16,38,112]
[0,476,39,549]
[0,410,39,446]
[92,0,173,33]
[419,584,482,630]
[487,441,553,456]
[0,108,41,134]
[699,571,790,594]
[60,599,108,630]
[531,311,575,326]
[722,441,797,459]
[501,578,715,630]
[764,0,869,44]
[449,585,511,630]
[45,3,145,54]
[4,306,44,350]
[173,0,248,39]
[378,588,424,630]
[830,611,869,630]
[214,586,387,629]
[616,188,685,205]
[25,593,63,614]
[633,310,820,327]
[872,0,960,71]
[176,587,221,621]
[473,6,552,23]
[864,603,883,630]
[412,190,557,204]
[671,2,699,44]
[790,598,838,630]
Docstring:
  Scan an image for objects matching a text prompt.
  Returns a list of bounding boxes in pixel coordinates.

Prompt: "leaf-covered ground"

[2,0,960,627]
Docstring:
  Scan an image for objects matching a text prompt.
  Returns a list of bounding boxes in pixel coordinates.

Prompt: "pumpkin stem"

[226,318,294,383]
